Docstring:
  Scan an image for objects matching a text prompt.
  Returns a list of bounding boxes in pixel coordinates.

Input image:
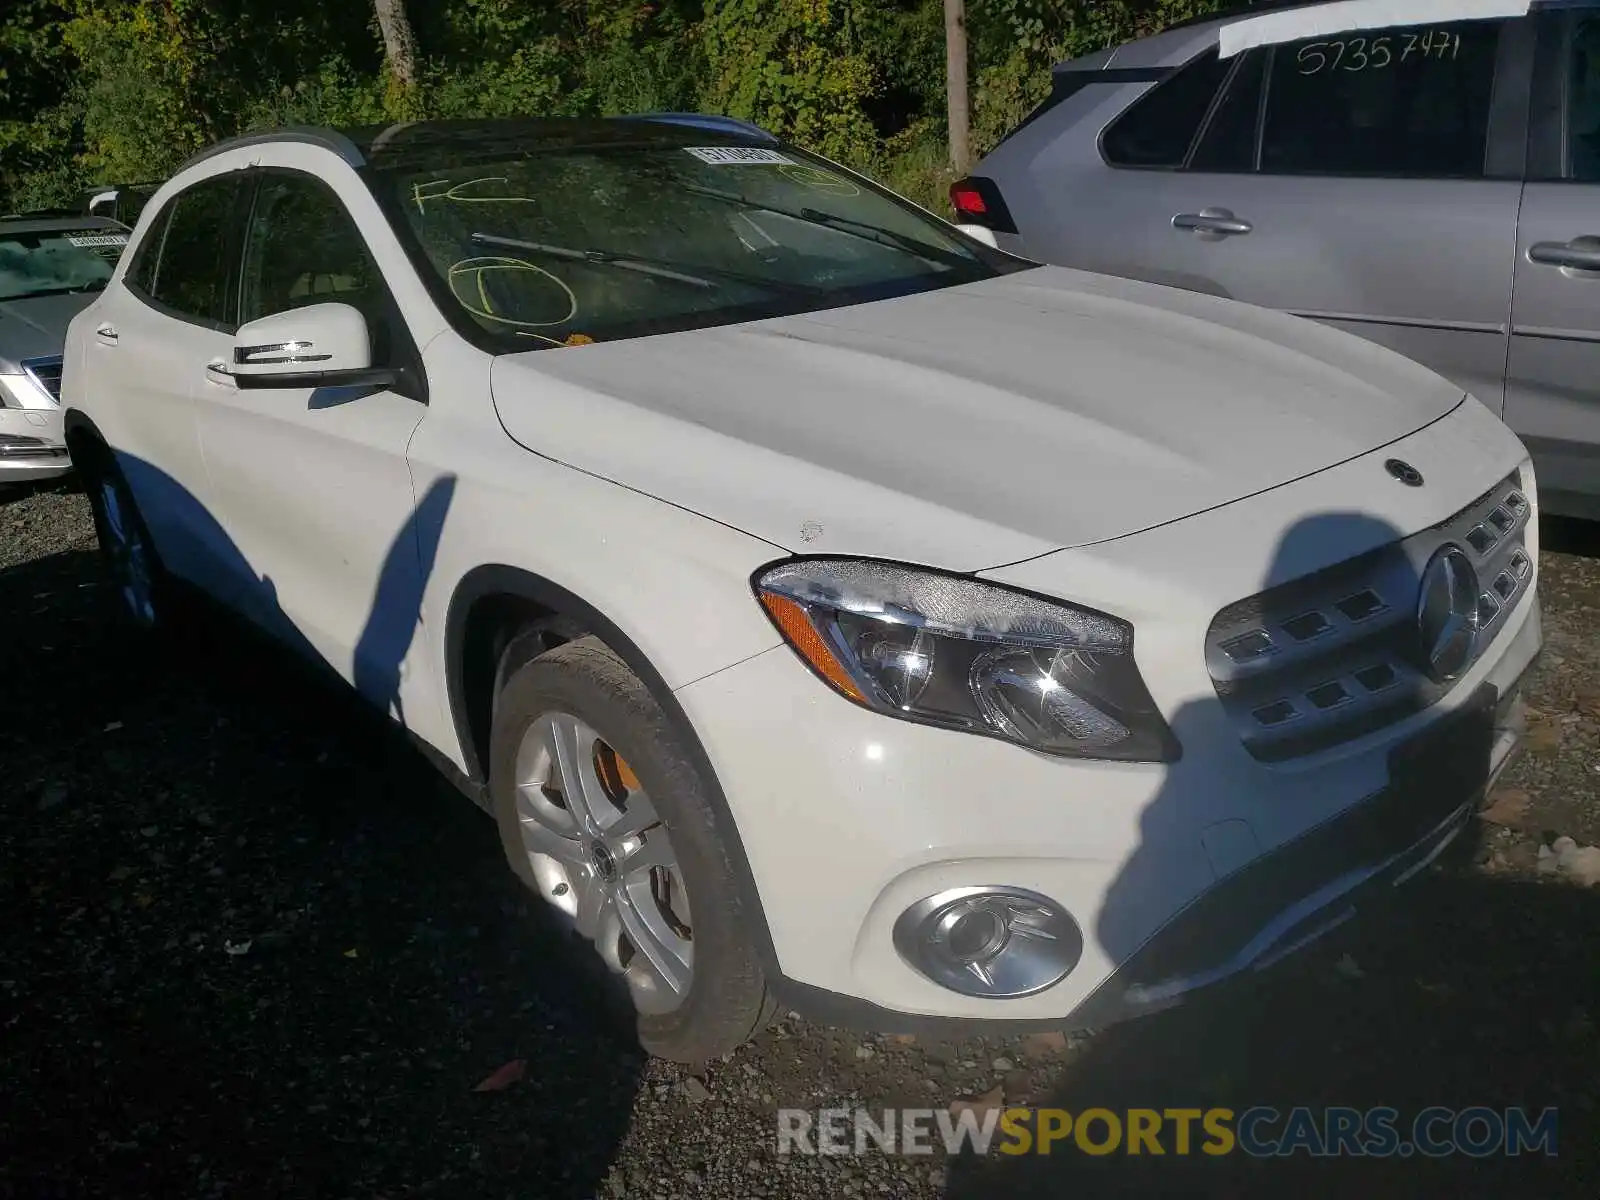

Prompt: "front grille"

[1205,471,1531,762]
[21,355,63,402]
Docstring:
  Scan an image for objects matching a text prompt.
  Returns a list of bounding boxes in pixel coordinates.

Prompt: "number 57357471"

[1295,29,1464,75]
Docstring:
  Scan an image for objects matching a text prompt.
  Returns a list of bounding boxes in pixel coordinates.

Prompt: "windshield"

[379,139,1015,350]
[0,227,125,302]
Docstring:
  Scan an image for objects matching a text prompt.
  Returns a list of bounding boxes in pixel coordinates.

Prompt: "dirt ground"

[2,480,1596,1199]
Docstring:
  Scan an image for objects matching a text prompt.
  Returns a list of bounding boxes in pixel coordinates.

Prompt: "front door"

[192,169,434,724]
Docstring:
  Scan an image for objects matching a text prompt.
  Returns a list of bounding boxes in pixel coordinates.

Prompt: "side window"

[1190,50,1266,172]
[240,174,383,341]
[150,175,244,326]
[1567,15,1600,180]
[125,203,171,296]
[1102,50,1235,167]
[1259,21,1504,177]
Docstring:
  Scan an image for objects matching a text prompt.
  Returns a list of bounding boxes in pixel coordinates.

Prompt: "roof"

[176,114,778,177]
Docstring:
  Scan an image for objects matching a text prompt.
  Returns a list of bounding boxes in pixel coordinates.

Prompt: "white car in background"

[62,116,1541,1062]
[0,212,129,484]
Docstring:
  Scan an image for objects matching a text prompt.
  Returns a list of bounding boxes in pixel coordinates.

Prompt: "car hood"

[0,292,97,371]
[491,265,1465,571]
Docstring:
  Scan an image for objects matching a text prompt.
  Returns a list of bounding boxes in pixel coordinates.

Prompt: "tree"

[374,0,420,112]
[944,0,969,173]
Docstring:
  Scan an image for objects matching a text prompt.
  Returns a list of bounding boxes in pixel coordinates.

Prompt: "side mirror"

[231,302,396,391]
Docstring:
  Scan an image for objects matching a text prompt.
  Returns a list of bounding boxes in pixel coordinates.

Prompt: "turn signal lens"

[759,593,867,703]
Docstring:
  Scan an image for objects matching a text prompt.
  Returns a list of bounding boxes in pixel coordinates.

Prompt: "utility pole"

[945,0,971,174]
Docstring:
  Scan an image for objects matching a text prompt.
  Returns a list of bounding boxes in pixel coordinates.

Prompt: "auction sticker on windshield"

[65,233,128,248]
[684,147,796,166]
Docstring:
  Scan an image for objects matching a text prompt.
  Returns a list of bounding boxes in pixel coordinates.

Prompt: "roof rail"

[175,126,366,175]
[618,112,780,143]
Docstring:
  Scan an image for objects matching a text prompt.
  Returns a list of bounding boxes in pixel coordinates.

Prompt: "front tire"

[489,636,773,1062]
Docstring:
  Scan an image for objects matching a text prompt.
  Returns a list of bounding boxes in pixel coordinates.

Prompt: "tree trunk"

[944,0,970,174]
[374,0,419,91]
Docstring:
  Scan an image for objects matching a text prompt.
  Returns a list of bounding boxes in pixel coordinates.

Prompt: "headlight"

[0,373,55,410]
[753,558,1179,762]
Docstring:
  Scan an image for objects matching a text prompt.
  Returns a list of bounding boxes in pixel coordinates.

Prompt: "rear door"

[1030,15,1534,414]
[1503,4,1600,516]
[85,172,254,602]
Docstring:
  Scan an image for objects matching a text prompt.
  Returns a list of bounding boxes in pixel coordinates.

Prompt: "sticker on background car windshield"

[684,147,796,166]
[65,232,128,248]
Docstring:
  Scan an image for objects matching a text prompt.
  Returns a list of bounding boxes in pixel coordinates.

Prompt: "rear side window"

[1260,20,1504,177]
[1102,51,1234,167]
[147,174,244,328]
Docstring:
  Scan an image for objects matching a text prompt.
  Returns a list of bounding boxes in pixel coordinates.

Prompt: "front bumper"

[0,407,69,481]
[676,563,1542,1033]
[1067,672,1528,1031]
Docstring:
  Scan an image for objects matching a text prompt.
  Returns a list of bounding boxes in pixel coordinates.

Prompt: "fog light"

[893,886,1082,998]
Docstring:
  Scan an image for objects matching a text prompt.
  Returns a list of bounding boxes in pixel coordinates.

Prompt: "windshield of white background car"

[376,140,1018,350]
[0,228,125,301]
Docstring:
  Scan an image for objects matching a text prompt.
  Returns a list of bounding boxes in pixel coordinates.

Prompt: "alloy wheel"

[513,711,693,1014]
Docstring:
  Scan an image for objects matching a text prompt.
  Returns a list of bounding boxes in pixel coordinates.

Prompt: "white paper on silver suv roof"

[1217,0,1530,57]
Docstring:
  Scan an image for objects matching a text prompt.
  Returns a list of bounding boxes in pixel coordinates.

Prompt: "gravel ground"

[2,480,1596,1199]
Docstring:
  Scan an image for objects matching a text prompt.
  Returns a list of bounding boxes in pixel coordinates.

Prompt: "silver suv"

[961,0,1600,518]
[0,213,128,484]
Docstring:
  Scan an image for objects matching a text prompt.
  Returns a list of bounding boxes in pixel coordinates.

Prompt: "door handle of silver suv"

[1528,239,1600,273]
[1173,208,1253,237]
[95,324,119,344]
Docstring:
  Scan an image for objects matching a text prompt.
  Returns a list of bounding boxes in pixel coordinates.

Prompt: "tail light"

[949,176,1016,234]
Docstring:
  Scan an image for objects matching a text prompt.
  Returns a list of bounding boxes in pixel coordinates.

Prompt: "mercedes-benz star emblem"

[1386,459,1424,487]
[1416,546,1480,682]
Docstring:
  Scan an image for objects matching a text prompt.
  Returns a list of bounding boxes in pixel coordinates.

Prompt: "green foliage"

[240,58,389,133]
[0,0,1230,212]
[64,0,214,181]
[701,0,880,163]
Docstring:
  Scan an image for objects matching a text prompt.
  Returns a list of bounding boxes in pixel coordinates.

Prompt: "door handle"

[1528,237,1600,273]
[1172,207,1253,237]
[95,323,119,344]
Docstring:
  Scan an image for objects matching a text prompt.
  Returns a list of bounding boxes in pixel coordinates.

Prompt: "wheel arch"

[444,563,782,975]
[62,410,110,464]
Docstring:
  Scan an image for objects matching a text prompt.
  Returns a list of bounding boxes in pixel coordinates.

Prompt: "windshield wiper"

[468,233,828,298]
[678,182,980,272]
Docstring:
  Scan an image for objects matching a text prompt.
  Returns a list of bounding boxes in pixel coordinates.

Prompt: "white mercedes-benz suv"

[62,116,1542,1063]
